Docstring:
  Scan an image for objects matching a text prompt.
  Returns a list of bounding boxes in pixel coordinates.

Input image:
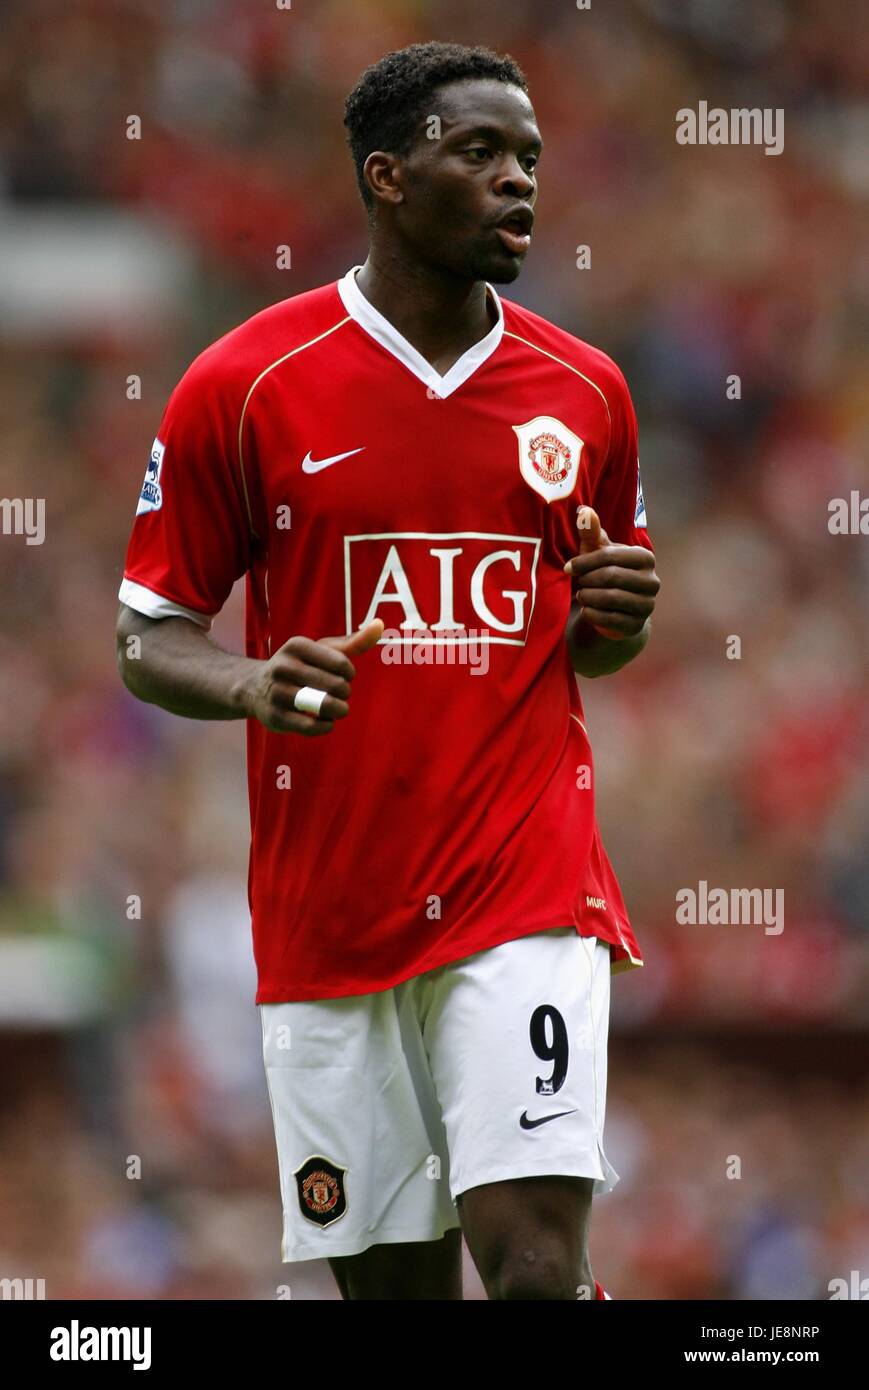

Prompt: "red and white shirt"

[120,266,651,1002]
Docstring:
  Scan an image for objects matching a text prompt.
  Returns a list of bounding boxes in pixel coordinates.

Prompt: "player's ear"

[363,151,405,207]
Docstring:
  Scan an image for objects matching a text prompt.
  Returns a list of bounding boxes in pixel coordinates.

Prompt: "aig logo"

[343,531,542,646]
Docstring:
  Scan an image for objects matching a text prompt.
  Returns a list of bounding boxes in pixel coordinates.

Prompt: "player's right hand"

[244,620,384,736]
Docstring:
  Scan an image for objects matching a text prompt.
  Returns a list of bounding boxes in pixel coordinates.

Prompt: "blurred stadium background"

[1,0,867,1300]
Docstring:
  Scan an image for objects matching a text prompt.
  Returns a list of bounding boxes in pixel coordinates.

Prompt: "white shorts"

[260,927,619,1262]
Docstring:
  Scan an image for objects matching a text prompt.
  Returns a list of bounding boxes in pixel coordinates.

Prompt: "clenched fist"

[243,619,384,735]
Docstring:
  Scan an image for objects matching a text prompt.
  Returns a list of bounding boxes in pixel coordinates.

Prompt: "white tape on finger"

[293,686,328,717]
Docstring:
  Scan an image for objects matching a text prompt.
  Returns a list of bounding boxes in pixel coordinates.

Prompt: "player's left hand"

[563,506,659,640]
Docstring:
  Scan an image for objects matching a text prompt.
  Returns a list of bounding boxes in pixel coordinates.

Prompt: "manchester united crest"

[294,1154,348,1228]
[513,415,584,502]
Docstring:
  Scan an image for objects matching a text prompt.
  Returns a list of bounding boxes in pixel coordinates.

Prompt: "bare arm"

[116,604,257,719]
[115,604,383,736]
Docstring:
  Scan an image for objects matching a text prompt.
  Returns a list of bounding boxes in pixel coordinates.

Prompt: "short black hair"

[344,41,529,213]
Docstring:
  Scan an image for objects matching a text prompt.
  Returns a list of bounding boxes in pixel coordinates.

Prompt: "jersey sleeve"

[118,353,254,630]
[590,364,652,552]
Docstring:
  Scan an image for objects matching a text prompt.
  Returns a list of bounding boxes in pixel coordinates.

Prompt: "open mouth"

[494,211,533,255]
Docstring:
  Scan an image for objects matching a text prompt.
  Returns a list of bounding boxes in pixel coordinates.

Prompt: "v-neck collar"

[337,264,504,399]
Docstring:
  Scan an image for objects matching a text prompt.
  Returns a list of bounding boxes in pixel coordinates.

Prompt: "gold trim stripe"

[502,330,612,424]
[236,315,352,538]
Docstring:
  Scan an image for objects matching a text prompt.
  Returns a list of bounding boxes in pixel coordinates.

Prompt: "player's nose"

[493,156,535,200]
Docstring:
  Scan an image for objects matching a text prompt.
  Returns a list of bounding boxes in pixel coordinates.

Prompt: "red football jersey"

[119,267,652,1002]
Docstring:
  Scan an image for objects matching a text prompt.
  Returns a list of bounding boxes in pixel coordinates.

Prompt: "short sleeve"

[118,354,254,630]
[591,366,653,552]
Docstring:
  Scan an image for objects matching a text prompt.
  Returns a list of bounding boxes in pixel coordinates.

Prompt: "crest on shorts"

[294,1154,348,1228]
[513,416,583,503]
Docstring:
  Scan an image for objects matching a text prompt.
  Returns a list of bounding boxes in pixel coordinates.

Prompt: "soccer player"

[116,41,659,1301]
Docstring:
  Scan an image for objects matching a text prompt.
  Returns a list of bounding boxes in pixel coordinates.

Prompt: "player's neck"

[353,253,497,376]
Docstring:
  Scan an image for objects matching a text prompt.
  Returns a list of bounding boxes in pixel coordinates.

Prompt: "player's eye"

[522,155,539,173]
[465,145,492,161]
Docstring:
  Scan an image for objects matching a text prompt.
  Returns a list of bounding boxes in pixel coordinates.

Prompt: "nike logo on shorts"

[301,447,365,473]
[519,1109,578,1130]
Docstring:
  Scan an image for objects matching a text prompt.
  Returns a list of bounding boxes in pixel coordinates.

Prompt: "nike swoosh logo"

[519,1109,578,1130]
[301,447,365,474]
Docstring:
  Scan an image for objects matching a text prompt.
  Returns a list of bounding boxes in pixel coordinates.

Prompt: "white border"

[343,530,541,646]
[118,577,215,630]
[337,265,504,398]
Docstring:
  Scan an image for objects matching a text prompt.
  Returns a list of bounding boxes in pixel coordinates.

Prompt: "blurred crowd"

[0,0,867,1298]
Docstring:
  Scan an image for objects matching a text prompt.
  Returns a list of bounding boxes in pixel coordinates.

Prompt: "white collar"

[337,264,504,399]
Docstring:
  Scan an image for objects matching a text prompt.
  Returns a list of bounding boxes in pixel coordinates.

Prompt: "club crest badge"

[513,416,584,502]
[294,1154,348,1228]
